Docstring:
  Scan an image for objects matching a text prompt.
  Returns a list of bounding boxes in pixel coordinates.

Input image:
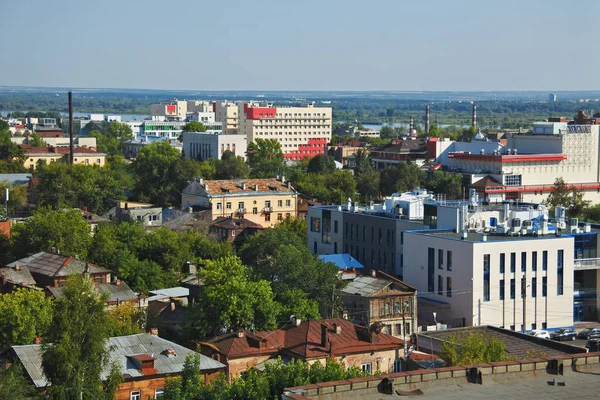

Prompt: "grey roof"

[13,333,225,388]
[0,173,32,186]
[341,276,390,297]
[47,282,137,303]
[148,287,189,302]
[0,266,36,286]
[182,180,205,196]
[6,252,111,278]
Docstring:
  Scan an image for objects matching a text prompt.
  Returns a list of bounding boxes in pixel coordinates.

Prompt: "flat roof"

[411,230,572,243]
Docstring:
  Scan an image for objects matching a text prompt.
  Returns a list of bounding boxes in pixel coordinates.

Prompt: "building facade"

[183,131,247,161]
[181,177,298,228]
[238,102,332,161]
[213,101,239,134]
[22,146,106,170]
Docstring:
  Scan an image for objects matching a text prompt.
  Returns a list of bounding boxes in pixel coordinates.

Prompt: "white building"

[183,131,247,161]
[238,102,332,161]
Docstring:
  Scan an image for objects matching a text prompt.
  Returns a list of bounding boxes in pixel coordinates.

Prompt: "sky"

[1,0,598,91]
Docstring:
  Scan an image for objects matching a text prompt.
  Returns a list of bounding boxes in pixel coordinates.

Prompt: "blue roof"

[318,254,364,269]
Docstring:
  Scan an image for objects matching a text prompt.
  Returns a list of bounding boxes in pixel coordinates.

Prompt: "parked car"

[586,338,600,352]
[577,328,600,340]
[529,330,550,339]
[550,328,577,341]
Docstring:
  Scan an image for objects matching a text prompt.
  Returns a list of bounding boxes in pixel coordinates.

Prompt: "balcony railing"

[574,258,600,270]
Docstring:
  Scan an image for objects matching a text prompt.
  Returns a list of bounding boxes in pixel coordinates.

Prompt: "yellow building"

[181,177,297,228]
[23,145,106,170]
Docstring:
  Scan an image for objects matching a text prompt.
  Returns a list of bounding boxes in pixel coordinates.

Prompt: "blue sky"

[1,0,598,91]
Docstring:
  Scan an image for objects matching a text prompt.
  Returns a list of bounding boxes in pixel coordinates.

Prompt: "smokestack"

[68,92,74,165]
[409,116,414,132]
[425,105,430,134]
[472,104,477,128]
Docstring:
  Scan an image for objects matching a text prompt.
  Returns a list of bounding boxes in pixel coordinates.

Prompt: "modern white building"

[183,131,247,161]
[238,102,332,161]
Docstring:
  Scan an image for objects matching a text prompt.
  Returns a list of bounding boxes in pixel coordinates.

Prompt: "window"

[384,302,391,315]
[542,322,547,329]
[447,251,452,271]
[504,175,522,186]
[510,278,515,299]
[521,277,526,299]
[483,254,490,301]
[438,249,444,269]
[531,277,537,298]
[361,363,372,374]
[510,325,515,331]
[265,200,271,209]
[428,248,435,292]
[500,279,505,300]
[278,200,283,207]
[378,228,382,245]
[401,232,404,244]
[265,214,271,222]
[130,391,141,400]
[510,252,516,273]
[542,250,548,271]
[532,251,537,272]
[447,277,452,297]
[531,323,537,330]
[521,252,527,272]
[277,213,283,221]
[393,359,402,373]
[334,242,338,253]
[286,199,291,207]
[438,275,443,295]
[557,249,564,295]
[231,230,236,237]
[500,253,505,274]
[253,207,258,214]
[226,202,232,210]
[238,202,244,211]
[310,217,321,232]
[542,276,547,297]
[371,227,374,243]
[216,203,222,210]
[334,220,338,233]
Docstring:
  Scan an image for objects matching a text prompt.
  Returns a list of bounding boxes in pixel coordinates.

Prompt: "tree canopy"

[425,171,463,200]
[246,139,286,178]
[379,162,424,195]
[0,289,53,350]
[183,121,207,133]
[295,170,357,204]
[90,122,133,157]
[215,150,250,179]
[545,177,589,218]
[307,154,336,175]
[439,330,512,366]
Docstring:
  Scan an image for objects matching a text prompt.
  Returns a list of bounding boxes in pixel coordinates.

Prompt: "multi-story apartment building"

[238,102,332,161]
[183,131,247,161]
[181,177,297,228]
[307,191,429,276]
[213,101,240,134]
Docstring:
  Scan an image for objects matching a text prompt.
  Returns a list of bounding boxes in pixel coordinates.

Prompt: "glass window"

[532,251,537,272]
[428,248,435,293]
[447,277,452,297]
[542,250,548,271]
[500,253,505,274]
[521,252,527,272]
[542,276,547,297]
[310,217,320,232]
[333,220,338,233]
[238,202,244,211]
[226,202,232,210]
[438,275,443,295]
[499,279,505,300]
[483,254,490,301]
[438,249,444,269]
[557,249,564,295]
[265,200,271,208]
[286,199,291,207]
[510,252,516,273]
[531,277,537,298]
[216,203,222,210]
[130,391,141,400]
[278,200,283,207]
[447,251,452,271]
[510,278,515,299]
[252,207,258,214]
[361,363,372,374]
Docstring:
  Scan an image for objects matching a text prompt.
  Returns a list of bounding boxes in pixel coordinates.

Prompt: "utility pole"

[478,298,481,326]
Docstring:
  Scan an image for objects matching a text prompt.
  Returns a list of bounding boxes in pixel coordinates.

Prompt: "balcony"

[264,207,271,213]
[574,258,600,271]
[236,208,245,215]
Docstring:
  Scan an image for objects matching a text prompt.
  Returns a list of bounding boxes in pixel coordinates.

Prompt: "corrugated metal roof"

[149,287,189,299]
[341,276,390,297]
[7,252,111,278]
[13,333,225,388]
[0,266,36,286]
[318,254,364,270]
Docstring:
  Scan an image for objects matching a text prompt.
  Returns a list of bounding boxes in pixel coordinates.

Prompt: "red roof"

[23,146,103,155]
[206,318,403,360]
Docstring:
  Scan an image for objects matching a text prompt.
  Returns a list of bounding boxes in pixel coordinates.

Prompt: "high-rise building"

[238,102,332,160]
[213,101,240,134]
[549,93,557,103]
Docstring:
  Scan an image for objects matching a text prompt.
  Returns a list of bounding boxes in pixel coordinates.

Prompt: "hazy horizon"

[1,0,599,91]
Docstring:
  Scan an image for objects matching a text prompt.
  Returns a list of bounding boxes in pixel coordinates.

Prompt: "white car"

[529,330,550,339]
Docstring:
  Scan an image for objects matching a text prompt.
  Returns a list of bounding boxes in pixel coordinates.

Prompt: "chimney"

[150,327,159,336]
[115,279,121,286]
[50,247,57,254]
[33,336,42,344]
[295,317,302,326]
[334,323,342,335]
[241,182,246,190]
[409,116,414,132]
[472,104,477,128]
[370,269,377,278]
[170,301,176,312]
[425,105,430,134]
[321,324,328,347]
[15,264,20,271]
[237,329,245,338]
[342,309,349,320]
[281,175,285,183]
[165,348,175,357]
[254,184,259,191]
[199,178,203,185]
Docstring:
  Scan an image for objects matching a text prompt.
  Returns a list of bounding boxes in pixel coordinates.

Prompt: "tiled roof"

[182,178,296,197]
[210,216,264,230]
[471,175,503,189]
[13,333,225,388]
[47,282,137,303]
[206,318,403,360]
[6,252,111,278]
[0,266,37,286]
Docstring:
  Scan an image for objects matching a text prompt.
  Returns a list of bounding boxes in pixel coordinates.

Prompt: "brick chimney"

[370,269,377,277]
[333,323,342,335]
[321,324,329,347]
[237,329,245,338]
[150,327,159,336]
[295,317,302,326]
[33,336,43,344]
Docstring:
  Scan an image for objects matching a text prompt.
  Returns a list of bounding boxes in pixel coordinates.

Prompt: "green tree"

[353,148,374,176]
[185,256,279,338]
[132,141,187,207]
[0,289,53,350]
[106,301,145,337]
[11,206,92,259]
[215,150,250,179]
[295,170,357,204]
[246,138,286,178]
[42,276,122,400]
[161,353,204,400]
[380,125,396,139]
[460,126,477,142]
[307,154,336,174]
[90,122,133,157]
[183,121,207,133]
[356,170,381,202]
[426,171,463,200]
[545,177,589,218]
[275,215,307,240]
[0,120,26,172]
[28,132,47,147]
[0,364,41,400]
[379,162,425,196]
[0,180,28,216]
[439,330,511,366]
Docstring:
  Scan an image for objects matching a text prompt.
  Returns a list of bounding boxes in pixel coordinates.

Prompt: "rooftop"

[183,177,295,197]
[6,252,111,278]
[13,333,225,388]
[0,265,37,287]
[21,145,105,156]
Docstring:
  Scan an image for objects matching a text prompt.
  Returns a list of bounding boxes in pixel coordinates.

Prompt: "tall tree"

[215,150,250,179]
[353,148,374,176]
[28,132,47,147]
[545,177,589,217]
[0,289,53,350]
[379,162,425,196]
[11,206,92,259]
[307,154,336,175]
[42,276,122,400]
[0,180,28,216]
[246,139,286,178]
[183,121,207,132]
[185,256,279,338]
[426,171,463,200]
[0,364,41,400]
[90,122,133,157]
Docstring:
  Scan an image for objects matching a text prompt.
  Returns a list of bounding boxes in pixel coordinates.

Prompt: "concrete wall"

[183,132,247,161]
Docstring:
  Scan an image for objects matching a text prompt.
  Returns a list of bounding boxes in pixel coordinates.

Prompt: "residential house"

[21,145,106,170]
[341,269,418,339]
[370,139,428,170]
[181,177,298,228]
[208,216,263,245]
[297,195,322,221]
[115,201,163,227]
[200,317,405,381]
[12,333,225,400]
[0,264,38,292]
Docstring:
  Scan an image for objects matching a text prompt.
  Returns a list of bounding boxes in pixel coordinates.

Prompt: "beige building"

[22,145,106,170]
[181,177,297,228]
[213,101,240,134]
[238,102,332,161]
